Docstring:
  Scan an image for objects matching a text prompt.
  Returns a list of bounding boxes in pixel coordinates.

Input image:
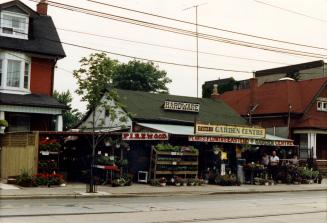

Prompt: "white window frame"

[0,11,29,40]
[317,98,327,112]
[0,51,31,94]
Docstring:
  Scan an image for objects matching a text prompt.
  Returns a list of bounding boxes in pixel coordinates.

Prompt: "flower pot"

[0,126,5,134]
[160,183,166,187]
[175,183,181,186]
[183,183,187,186]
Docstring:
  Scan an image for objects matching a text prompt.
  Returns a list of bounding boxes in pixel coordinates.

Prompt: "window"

[317,98,327,112]
[6,60,21,87]
[0,51,30,93]
[24,62,29,89]
[0,12,28,39]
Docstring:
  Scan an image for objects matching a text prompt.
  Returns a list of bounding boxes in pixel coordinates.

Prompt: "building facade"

[218,78,327,172]
[0,0,66,132]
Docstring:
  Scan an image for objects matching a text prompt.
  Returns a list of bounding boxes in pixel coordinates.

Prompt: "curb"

[1,188,327,200]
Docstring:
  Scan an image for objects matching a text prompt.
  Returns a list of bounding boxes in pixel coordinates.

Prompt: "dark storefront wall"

[317,134,327,160]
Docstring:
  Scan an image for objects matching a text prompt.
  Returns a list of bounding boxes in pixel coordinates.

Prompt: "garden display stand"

[149,147,199,181]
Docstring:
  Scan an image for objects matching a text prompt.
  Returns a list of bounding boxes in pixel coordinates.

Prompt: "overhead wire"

[87,0,327,52]
[254,0,327,24]
[26,0,327,59]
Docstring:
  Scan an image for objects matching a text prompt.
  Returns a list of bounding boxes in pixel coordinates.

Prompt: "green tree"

[73,53,130,193]
[53,90,82,130]
[112,60,171,93]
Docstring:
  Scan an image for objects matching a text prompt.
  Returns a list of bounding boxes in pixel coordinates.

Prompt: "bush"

[16,170,36,187]
[0,119,8,127]
[214,174,240,186]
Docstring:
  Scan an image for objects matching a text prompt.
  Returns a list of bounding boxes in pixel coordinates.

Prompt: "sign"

[122,132,169,141]
[188,136,294,147]
[189,136,248,144]
[163,100,200,113]
[195,123,266,139]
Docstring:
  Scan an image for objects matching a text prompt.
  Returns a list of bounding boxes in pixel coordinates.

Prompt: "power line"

[87,0,327,52]
[61,41,252,73]
[0,24,250,73]
[254,0,327,23]
[27,0,327,59]
[0,16,289,65]
[58,28,289,65]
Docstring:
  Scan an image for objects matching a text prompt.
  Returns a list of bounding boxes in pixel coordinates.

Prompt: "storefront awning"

[138,123,194,135]
[137,123,294,146]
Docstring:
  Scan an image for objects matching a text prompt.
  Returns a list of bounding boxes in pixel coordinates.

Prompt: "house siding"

[30,57,54,96]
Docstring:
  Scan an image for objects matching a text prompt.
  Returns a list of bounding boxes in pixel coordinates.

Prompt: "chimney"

[211,84,220,100]
[37,0,48,15]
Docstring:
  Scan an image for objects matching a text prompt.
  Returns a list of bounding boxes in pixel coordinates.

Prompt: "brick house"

[0,0,66,132]
[217,77,327,172]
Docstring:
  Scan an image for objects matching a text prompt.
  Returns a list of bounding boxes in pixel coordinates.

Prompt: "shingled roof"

[116,89,247,125]
[0,93,67,109]
[254,60,324,77]
[219,78,327,116]
[0,0,65,58]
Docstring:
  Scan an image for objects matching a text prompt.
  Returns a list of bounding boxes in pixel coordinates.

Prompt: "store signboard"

[195,123,266,139]
[163,100,200,113]
[122,132,169,141]
[189,136,248,144]
[189,136,294,147]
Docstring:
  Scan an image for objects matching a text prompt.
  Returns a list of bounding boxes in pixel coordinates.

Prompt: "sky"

[4,0,327,112]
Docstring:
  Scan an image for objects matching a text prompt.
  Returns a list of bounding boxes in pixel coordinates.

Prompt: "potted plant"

[158,177,167,186]
[0,119,8,133]
[174,176,183,186]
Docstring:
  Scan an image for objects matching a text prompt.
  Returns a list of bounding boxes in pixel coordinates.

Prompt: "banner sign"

[163,100,200,113]
[122,132,169,141]
[195,123,266,139]
[189,136,294,147]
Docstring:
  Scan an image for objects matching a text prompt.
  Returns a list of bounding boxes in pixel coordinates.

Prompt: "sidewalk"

[1,180,326,199]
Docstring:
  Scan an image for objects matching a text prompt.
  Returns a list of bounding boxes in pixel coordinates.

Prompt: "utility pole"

[183,3,207,98]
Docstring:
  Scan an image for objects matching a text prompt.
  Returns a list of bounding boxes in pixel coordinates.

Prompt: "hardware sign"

[163,100,200,113]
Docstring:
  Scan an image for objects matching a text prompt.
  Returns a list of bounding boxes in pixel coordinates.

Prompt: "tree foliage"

[112,60,171,93]
[53,90,82,130]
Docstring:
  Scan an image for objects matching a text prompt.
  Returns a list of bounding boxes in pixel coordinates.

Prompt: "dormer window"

[0,11,28,39]
[317,98,327,112]
[0,51,30,94]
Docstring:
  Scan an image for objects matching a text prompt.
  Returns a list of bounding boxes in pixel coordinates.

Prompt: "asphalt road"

[0,191,326,223]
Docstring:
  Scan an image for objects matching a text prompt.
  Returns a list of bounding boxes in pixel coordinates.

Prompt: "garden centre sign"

[195,124,266,139]
[163,100,200,113]
[189,136,294,146]
[122,132,169,140]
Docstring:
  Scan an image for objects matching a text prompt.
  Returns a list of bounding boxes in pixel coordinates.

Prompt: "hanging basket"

[0,126,6,134]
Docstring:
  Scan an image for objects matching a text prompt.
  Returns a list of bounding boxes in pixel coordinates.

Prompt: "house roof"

[254,60,324,77]
[0,93,67,109]
[219,78,327,116]
[0,0,65,58]
[116,89,247,125]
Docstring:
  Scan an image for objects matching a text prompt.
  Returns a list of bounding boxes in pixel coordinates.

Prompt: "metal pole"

[196,5,199,98]
[89,109,96,193]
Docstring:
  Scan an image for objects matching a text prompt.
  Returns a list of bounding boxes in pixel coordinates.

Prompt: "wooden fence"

[0,132,39,179]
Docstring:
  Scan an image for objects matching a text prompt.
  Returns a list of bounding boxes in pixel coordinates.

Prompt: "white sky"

[7,0,327,112]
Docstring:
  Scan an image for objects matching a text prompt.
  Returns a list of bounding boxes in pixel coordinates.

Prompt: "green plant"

[0,119,8,127]
[116,159,128,167]
[96,156,115,165]
[16,170,36,187]
[214,174,240,186]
